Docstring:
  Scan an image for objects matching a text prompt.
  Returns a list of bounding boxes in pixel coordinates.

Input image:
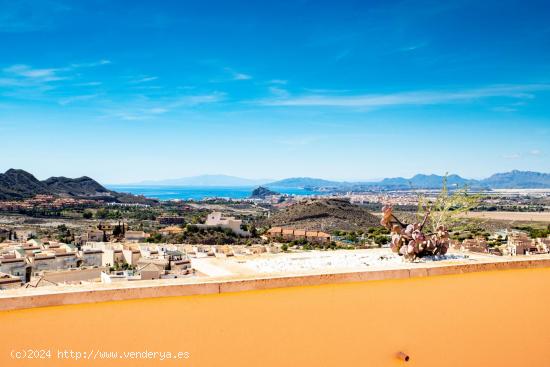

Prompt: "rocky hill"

[43,176,112,197]
[0,169,154,204]
[0,169,50,199]
[250,186,279,199]
[266,198,380,232]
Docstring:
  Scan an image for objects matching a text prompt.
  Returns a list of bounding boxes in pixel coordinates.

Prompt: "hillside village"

[1,191,549,290]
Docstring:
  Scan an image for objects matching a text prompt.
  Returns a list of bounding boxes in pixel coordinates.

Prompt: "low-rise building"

[196,212,250,237]
[82,229,106,243]
[122,248,142,266]
[55,252,79,269]
[125,231,150,242]
[0,254,31,282]
[30,253,57,275]
[137,263,164,280]
[80,249,103,267]
[102,249,125,267]
[266,227,331,244]
[535,237,550,253]
[507,232,537,255]
[0,272,22,289]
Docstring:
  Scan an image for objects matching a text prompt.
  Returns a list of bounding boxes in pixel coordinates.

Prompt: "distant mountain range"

[125,170,550,190]
[131,174,269,187]
[2,169,549,202]
[266,170,550,190]
[0,169,153,203]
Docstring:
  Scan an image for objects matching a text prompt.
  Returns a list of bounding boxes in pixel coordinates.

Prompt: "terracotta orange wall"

[2,267,550,367]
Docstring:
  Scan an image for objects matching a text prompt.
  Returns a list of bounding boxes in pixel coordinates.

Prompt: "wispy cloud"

[3,64,65,82]
[0,60,111,99]
[75,81,102,87]
[398,41,429,53]
[492,106,518,113]
[269,79,288,85]
[268,86,289,98]
[128,75,158,84]
[105,92,225,121]
[502,153,521,160]
[223,67,252,81]
[233,72,252,80]
[58,94,99,106]
[502,149,544,160]
[70,59,111,68]
[258,84,550,108]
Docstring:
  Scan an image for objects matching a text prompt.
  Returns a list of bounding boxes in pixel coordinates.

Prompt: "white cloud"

[492,106,518,113]
[69,59,111,68]
[169,92,225,107]
[222,67,252,81]
[269,79,288,85]
[1,60,111,88]
[399,41,429,52]
[0,60,111,100]
[258,84,550,108]
[75,81,102,87]
[3,64,64,81]
[502,153,521,160]
[129,76,158,84]
[233,72,252,80]
[106,92,225,121]
[269,86,289,98]
[58,94,99,106]
[529,149,542,156]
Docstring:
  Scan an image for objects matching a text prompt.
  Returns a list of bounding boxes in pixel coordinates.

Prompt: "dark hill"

[250,186,279,199]
[0,169,50,199]
[43,176,111,197]
[0,169,155,204]
[266,198,380,232]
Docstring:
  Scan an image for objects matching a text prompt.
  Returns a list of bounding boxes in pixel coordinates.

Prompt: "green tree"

[417,175,480,233]
[95,208,108,219]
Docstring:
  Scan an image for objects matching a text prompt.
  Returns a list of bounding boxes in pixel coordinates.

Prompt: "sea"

[107,185,323,201]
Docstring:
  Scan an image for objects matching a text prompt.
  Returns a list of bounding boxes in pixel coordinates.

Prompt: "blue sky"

[0,0,549,184]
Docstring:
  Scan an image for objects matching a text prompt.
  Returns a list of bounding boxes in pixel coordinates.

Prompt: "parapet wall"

[1,258,550,366]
